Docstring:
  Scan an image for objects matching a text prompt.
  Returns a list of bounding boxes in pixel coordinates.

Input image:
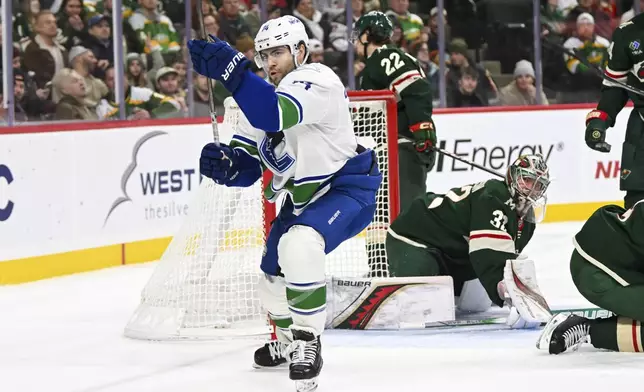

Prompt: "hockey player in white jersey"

[188,16,382,391]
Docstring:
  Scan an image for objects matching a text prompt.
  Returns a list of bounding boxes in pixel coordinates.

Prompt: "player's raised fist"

[188,35,250,93]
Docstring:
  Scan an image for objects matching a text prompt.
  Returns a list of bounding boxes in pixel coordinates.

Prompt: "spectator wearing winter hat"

[498,60,549,106]
[13,70,29,122]
[561,12,609,103]
[126,53,150,88]
[66,46,109,109]
[81,14,113,79]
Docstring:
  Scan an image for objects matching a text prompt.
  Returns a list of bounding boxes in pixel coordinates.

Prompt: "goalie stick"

[424,306,612,329]
[435,147,505,179]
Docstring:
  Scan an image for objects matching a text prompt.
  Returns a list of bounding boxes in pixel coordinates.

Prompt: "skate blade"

[535,313,568,350]
[252,362,289,371]
[295,378,319,392]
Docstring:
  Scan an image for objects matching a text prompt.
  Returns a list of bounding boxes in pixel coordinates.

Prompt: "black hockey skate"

[537,313,590,354]
[289,329,323,392]
[253,340,291,369]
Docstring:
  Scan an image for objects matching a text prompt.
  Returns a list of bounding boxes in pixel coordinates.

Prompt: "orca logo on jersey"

[222,52,245,81]
[259,136,295,173]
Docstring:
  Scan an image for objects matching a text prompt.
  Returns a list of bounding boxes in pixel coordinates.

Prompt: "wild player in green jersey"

[585,13,644,209]
[538,200,644,354]
[352,11,436,211]
[386,154,551,328]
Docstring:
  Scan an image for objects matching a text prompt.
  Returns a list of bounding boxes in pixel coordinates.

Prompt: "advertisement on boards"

[0,106,634,265]
[0,124,220,261]
[433,108,628,205]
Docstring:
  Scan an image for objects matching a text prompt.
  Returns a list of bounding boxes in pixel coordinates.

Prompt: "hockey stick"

[196,0,221,144]
[434,147,505,179]
[191,1,245,285]
[424,306,611,329]
[541,34,644,98]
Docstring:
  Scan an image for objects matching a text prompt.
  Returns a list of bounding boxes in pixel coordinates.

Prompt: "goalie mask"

[506,154,550,223]
[254,16,310,71]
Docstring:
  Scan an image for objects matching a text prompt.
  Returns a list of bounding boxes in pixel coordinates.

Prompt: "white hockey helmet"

[254,15,310,69]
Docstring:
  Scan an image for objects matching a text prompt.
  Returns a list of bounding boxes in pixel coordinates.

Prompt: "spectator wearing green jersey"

[128,0,181,57]
[97,65,181,119]
[385,0,423,47]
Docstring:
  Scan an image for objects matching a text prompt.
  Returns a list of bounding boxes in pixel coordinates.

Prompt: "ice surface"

[2,222,644,392]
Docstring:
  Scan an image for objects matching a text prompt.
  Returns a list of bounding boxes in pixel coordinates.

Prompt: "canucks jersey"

[388,179,535,305]
[359,44,433,141]
[230,63,358,215]
[574,201,644,286]
[598,13,644,124]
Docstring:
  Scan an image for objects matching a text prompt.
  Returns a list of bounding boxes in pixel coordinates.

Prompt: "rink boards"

[0,104,629,283]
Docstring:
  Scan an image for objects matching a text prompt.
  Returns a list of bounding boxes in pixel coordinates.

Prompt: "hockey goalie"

[385,154,554,329]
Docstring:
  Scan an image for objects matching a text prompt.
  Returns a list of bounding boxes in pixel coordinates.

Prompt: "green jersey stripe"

[277,94,301,130]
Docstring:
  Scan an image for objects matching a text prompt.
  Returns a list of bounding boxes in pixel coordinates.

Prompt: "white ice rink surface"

[3,221,644,392]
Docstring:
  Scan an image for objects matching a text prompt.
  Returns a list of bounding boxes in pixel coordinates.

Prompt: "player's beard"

[268,61,296,86]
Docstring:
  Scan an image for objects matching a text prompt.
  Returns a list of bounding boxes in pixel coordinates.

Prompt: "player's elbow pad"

[225,149,262,187]
[232,70,281,132]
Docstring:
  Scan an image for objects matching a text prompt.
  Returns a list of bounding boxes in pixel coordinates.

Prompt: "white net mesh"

[124,92,397,340]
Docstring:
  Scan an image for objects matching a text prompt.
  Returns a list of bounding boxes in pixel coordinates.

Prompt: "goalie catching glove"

[497,259,552,329]
[585,109,611,153]
[410,120,437,167]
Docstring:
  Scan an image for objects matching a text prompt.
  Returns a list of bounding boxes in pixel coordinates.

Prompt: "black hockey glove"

[411,120,437,168]
[585,110,611,153]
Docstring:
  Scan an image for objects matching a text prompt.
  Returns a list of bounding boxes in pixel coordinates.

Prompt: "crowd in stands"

[0,0,641,123]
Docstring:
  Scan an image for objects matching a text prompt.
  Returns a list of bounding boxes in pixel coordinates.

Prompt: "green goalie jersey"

[359,44,433,141]
[574,201,644,286]
[388,179,535,305]
[598,13,644,123]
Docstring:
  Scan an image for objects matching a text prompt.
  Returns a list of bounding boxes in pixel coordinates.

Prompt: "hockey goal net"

[124,90,399,340]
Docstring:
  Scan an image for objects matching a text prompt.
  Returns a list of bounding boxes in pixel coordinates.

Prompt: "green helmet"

[352,11,394,44]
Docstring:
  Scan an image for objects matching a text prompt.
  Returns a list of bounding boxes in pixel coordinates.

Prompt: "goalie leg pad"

[258,273,293,343]
[278,225,327,336]
[456,279,493,313]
